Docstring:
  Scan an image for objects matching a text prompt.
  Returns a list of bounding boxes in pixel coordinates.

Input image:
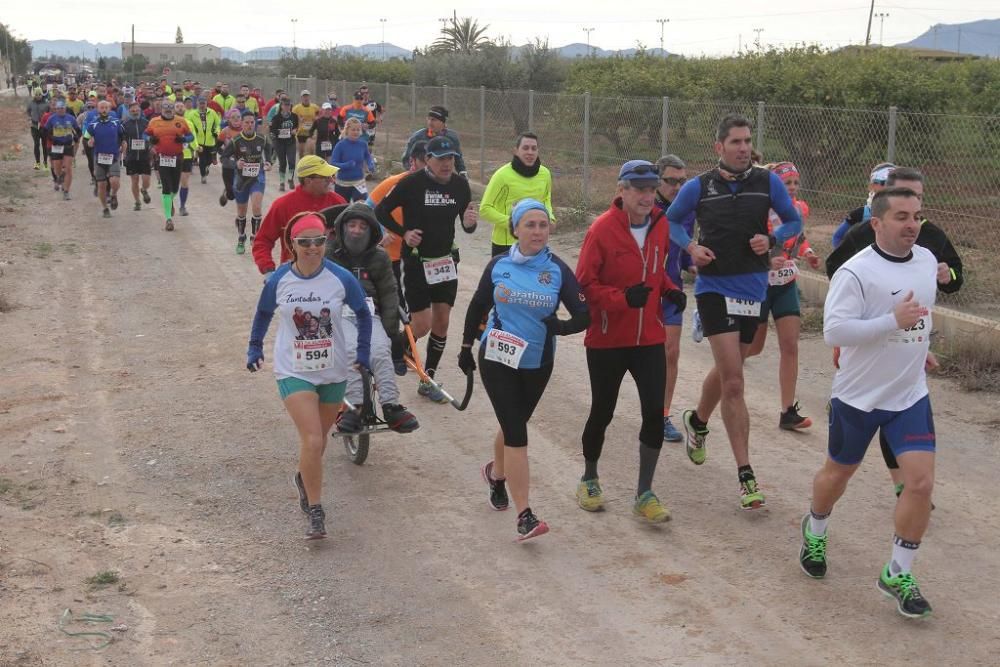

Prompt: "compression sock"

[425,334,447,377]
[250,216,261,237]
[179,186,189,208]
[808,508,830,536]
[236,216,247,236]
[889,535,919,575]
[162,194,173,219]
[738,464,755,484]
[689,410,708,430]
[583,460,598,481]
[637,442,661,495]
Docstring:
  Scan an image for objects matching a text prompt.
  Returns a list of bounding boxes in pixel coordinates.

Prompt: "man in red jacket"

[574,159,687,523]
[252,155,346,276]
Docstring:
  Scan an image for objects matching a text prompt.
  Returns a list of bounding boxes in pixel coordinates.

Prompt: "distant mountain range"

[30,39,670,63]
[897,18,1000,57]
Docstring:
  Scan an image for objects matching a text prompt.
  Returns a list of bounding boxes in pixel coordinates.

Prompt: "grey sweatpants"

[342,313,398,406]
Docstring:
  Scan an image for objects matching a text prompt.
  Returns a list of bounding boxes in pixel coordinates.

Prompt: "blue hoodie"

[329,136,375,182]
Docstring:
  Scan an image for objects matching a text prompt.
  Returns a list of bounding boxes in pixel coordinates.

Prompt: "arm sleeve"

[831,220,851,249]
[248,277,279,347]
[823,268,898,347]
[553,257,591,336]
[365,145,376,172]
[252,201,283,273]
[372,251,399,336]
[375,177,408,236]
[932,227,964,294]
[462,257,502,346]
[768,172,803,242]
[825,223,868,278]
[479,172,509,230]
[575,225,628,312]
[666,179,702,248]
[328,141,354,170]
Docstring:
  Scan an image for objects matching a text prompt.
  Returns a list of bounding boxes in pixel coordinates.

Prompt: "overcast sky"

[7,1,999,56]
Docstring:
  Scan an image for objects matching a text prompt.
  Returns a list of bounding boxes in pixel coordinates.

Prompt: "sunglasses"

[293,237,327,248]
[624,164,659,177]
[661,177,687,186]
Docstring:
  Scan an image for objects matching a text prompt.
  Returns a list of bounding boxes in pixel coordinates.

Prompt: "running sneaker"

[179,206,189,217]
[219,193,228,207]
[287,179,294,190]
[236,235,246,255]
[417,380,448,404]
[382,403,419,433]
[798,513,828,578]
[338,408,363,434]
[141,189,151,204]
[878,564,932,618]
[739,477,766,510]
[293,472,309,515]
[516,509,549,541]
[133,201,142,211]
[306,505,327,540]
[632,490,671,523]
[779,402,812,430]
[102,208,111,219]
[54,182,60,192]
[393,358,408,376]
[662,416,683,442]
[165,218,174,232]
[62,191,70,200]
[200,176,207,184]
[682,410,708,465]
[691,309,704,343]
[34,162,41,170]
[481,460,509,511]
[576,478,605,512]
[110,194,118,210]
[279,181,286,192]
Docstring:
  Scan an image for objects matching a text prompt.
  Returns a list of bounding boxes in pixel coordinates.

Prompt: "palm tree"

[431,18,491,54]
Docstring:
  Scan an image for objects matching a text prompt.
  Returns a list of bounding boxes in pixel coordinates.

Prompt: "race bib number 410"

[292,338,333,372]
[423,257,457,285]
[484,329,528,369]
[725,297,761,317]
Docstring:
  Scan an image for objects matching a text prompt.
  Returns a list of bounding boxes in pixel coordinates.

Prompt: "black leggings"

[274,139,297,176]
[582,344,667,461]
[198,146,215,177]
[160,163,182,195]
[83,143,95,179]
[479,348,553,447]
[221,166,236,200]
[31,126,46,163]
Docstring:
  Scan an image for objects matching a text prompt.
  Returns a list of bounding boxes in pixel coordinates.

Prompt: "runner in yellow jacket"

[185,97,222,183]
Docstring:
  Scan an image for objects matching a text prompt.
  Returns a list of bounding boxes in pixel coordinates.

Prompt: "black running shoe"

[799,514,828,579]
[780,402,813,430]
[293,472,309,515]
[338,408,363,434]
[219,192,228,207]
[516,508,549,542]
[382,403,419,433]
[141,189,151,204]
[306,505,327,540]
[110,194,118,210]
[481,460,509,511]
[878,564,932,618]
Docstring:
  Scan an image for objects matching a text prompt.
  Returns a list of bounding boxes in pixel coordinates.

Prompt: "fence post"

[385,81,391,163]
[661,96,670,155]
[480,86,486,184]
[756,100,765,155]
[583,92,591,203]
[340,80,347,103]
[887,106,898,163]
[443,84,448,108]
[528,89,534,131]
[411,82,416,122]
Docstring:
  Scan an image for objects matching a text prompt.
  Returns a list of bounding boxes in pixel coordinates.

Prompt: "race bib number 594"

[292,338,333,372]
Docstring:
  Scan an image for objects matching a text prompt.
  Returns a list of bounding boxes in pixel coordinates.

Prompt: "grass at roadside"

[936,334,1000,392]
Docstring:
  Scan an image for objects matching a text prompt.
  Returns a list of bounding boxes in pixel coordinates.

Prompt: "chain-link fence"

[172,72,1000,320]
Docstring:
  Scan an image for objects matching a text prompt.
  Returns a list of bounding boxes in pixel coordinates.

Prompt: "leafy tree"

[430,18,490,54]
[175,27,184,44]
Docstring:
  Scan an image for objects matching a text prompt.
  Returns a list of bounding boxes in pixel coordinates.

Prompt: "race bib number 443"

[292,338,333,372]
[423,257,457,285]
[241,163,261,178]
[484,329,528,369]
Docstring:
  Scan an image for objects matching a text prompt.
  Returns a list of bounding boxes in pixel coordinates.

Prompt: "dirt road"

[2,115,999,666]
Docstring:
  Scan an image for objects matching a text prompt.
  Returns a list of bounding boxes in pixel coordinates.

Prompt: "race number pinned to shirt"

[97,153,114,165]
[889,307,931,345]
[725,297,761,317]
[319,141,332,152]
[423,256,457,285]
[241,163,261,178]
[278,128,292,139]
[292,338,333,372]
[130,139,146,151]
[158,154,177,168]
[768,261,799,286]
[302,121,313,131]
[484,329,528,369]
[51,144,65,155]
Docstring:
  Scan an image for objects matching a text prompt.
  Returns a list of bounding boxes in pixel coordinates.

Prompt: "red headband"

[773,162,799,181]
[290,214,326,238]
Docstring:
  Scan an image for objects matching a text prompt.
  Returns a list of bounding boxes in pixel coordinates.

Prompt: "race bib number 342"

[423,256,457,285]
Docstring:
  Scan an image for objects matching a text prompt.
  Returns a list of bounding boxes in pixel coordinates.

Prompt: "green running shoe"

[236,235,246,255]
[739,477,766,510]
[798,514,828,578]
[682,410,708,465]
[878,564,932,619]
[632,490,671,523]
[576,478,605,512]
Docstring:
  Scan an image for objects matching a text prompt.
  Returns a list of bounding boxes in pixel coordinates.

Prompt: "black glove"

[542,314,563,337]
[663,289,687,313]
[624,283,652,308]
[176,133,187,143]
[147,134,159,145]
[458,346,476,375]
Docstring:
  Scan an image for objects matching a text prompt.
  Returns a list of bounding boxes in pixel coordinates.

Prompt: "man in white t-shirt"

[799,187,938,620]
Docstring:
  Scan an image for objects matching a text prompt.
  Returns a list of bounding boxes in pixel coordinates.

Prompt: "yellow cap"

[295,155,338,179]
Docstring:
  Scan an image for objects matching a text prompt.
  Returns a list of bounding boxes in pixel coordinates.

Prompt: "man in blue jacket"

[86,100,126,218]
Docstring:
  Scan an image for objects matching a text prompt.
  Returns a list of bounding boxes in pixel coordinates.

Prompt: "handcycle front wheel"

[343,366,377,465]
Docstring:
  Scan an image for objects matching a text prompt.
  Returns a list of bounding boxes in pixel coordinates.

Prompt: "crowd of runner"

[22,73,964,620]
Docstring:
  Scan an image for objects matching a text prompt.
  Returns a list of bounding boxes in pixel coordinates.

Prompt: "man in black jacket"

[825,166,963,502]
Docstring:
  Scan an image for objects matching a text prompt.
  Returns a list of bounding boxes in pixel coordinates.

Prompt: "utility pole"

[864,0,875,46]
[290,18,298,59]
[380,18,387,60]
[583,27,595,56]
[957,27,962,54]
[753,28,764,51]
[876,12,889,45]
[131,24,135,83]
[656,18,669,57]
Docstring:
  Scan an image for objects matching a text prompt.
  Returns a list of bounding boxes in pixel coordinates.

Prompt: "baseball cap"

[300,89,311,96]
[353,91,364,101]
[321,102,332,110]
[54,100,66,109]
[428,105,448,121]
[296,155,338,179]
[425,135,460,158]
[618,160,660,188]
[88,91,98,99]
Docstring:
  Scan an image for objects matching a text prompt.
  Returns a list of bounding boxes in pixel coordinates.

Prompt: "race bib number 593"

[484,329,527,369]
